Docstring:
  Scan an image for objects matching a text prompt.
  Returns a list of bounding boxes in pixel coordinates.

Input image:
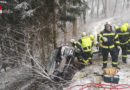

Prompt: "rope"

[71,72,89,81]
[67,83,130,90]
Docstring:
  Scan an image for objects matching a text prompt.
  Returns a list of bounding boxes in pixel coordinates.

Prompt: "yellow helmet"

[82,32,86,37]
[70,39,75,43]
[114,26,119,30]
[121,25,127,32]
[89,34,94,40]
[124,23,129,28]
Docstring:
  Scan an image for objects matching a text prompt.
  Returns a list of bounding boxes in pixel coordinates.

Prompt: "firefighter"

[97,32,103,54]
[114,25,120,57]
[70,39,81,58]
[89,34,95,46]
[123,23,130,54]
[118,24,129,63]
[76,32,93,65]
[114,26,120,33]
[70,39,77,48]
[98,24,120,69]
[89,34,95,60]
[127,25,130,54]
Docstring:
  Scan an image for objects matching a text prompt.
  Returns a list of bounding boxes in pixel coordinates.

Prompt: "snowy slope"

[64,10,130,90]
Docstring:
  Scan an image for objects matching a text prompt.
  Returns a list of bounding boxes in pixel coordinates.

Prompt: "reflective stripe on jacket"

[98,30,120,49]
[77,36,92,52]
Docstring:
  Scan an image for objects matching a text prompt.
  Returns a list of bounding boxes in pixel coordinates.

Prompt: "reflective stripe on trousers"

[103,61,108,64]
[112,62,118,65]
[101,44,115,49]
[122,55,127,58]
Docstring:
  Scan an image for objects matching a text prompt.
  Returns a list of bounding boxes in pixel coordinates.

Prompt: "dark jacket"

[117,30,129,45]
[99,29,120,48]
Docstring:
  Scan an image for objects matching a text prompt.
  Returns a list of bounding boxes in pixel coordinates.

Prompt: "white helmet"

[70,39,75,43]
[82,32,86,37]
[106,22,111,25]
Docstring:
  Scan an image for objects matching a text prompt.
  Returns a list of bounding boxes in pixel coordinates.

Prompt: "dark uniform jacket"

[99,29,120,49]
[117,29,129,45]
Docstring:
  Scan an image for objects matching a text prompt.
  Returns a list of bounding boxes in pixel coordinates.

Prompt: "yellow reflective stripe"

[99,33,103,41]
[101,45,115,49]
[77,41,81,46]
[101,45,108,48]
[88,57,92,60]
[83,60,89,65]
[122,55,127,58]
[112,62,118,65]
[72,72,89,80]
[120,41,128,45]
[99,40,103,43]
[99,33,103,37]
[103,33,115,36]
[127,50,130,52]
[83,49,91,52]
[115,34,118,39]
[118,32,129,35]
[74,46,77,48]
[109,45,114,48]
[103,61,108,63]
[115,41,120,44]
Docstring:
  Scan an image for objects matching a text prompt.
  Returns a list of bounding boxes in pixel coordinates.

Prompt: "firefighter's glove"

[75,49,80,53]
[102,37,108,42]
[117,46,120,50]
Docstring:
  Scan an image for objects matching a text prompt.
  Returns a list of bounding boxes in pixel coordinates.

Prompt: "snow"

[64,9,130,89]
[64,55,130,90]
[0,1,7,4]
[14,1,35,19]
[0,66,34,90]
[15,2,29,10]
[1,0,130,89]
[22,9,35,19]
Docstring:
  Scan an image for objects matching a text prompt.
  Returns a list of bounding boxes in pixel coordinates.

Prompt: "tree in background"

[0,0,89,68]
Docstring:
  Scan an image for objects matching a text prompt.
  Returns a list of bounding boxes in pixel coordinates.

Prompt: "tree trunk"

[127,0,130,8]
[122,0,126,13]
[91,0,94,17]
[97,0,100,17]
[83,11,86,24]
[63,1,67,44]
[53,0,57,48]
[105,0,107,17]
[72,18,77,37]
[102,0,105,16]
[113,0,118,16]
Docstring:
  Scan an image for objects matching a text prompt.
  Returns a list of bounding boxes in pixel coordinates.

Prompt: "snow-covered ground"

[0,66,34,90]
[64,55,130,90]
[64,10,130,90]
